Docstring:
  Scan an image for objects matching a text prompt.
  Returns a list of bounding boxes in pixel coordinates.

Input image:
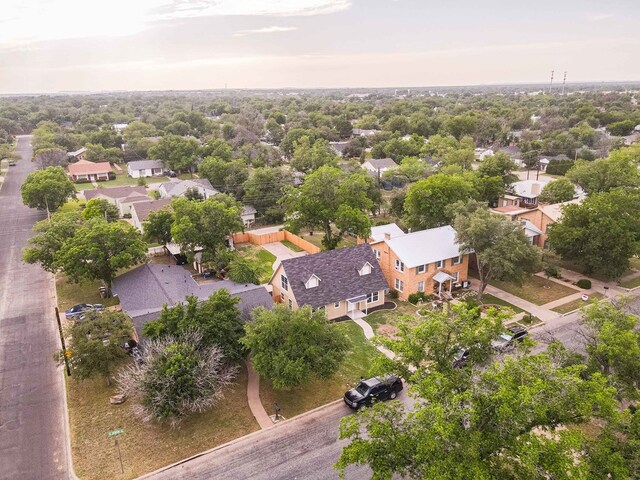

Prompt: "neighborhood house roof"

[67,147,87,157]
[369,223,405,243]
[522,220,543,237]
[84,185,147,201]
[132,198,172,223]
[510,180,548,199]
[242,205,257,216]
[128,160,164,170]
[385,225,463,268]
[160,179,219,197]
[279,244,388,309]
[363,158,398,170]
[112,263,273,333]
[67,159,112,176]
[539,198,582,222]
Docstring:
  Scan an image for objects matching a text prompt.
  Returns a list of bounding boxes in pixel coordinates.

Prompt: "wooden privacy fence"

[232,230,320,254]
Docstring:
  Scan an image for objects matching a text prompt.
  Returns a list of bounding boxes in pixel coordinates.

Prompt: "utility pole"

[548,70,554,94]
[561,71,567,95]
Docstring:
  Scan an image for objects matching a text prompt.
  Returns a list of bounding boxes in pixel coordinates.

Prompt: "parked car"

[344,375,403,410]
[64,303,105,318]
[491,326,528,352]
[167,170,177,177]
[8,160,16,166]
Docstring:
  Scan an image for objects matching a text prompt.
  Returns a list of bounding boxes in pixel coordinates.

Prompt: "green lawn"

[490,275,578,306]
[620,275,640,289]
[58,199,86,214]
[299,231,358,250]
[75,175,171,191]
[236,244,277,283]
[67,365,258,480]
[258,321,383,419]
[552,292,604,314]
[280,240,304,252]
[56,275,120,312]
[480,294,525,313]
[365,300,419,334]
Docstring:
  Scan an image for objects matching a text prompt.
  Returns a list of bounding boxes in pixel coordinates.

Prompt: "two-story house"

[367,224,470,301]
[269,244,389,321]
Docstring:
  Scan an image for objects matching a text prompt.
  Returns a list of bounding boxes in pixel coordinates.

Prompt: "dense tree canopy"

[21,166,76,215]
[538,177,576,204]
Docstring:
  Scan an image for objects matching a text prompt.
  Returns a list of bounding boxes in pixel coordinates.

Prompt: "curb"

[138,398,345,479]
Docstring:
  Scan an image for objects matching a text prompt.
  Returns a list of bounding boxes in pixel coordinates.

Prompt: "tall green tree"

[243,167,292,222]
[547,189,640,278]
[242,305,349,389]
[143,208,175,246]
[453,201,541,298]
[404,174,474,229]
[149,134,200,174]
[23,211,82,273]
[538,177,576,204]
[198,157,248,197]
[477,151,518,186]
[283,165,375,249]
[290,136,337,173]
[567,156,640,194]
[171,195,243,262]
[21,166,76,216]
[57,219,147,291]
[66,311,134,385]
[82,198,119,222]
[143,291,245,362]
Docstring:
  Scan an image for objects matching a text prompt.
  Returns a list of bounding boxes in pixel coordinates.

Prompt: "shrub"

[408,292,426,304]
[544,264,560,278]
[576,279,591,289]
[387,289,399,299]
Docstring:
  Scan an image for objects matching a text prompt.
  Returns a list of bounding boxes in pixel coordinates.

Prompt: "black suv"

[491,325,528,352]
[344,375,403,410]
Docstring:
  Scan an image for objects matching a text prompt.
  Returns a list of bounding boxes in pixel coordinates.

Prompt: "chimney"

[384,232,391,241]
[531,183,541,195]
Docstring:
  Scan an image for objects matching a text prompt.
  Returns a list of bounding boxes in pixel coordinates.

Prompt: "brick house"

[367,224,470,301]
[269,244,389,321]
[67,160,112,182]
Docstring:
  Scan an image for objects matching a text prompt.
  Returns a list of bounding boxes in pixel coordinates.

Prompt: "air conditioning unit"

[462,281,471,288]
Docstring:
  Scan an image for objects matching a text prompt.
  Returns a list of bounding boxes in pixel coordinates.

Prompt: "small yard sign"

[108,428,124,437]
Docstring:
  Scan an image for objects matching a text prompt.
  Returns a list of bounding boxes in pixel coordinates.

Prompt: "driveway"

[261,242,307,270]
[0,136,70,479]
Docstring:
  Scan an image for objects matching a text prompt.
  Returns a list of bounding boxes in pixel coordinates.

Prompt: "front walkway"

[261,242,307,270]
[245,359,272,429]
[352,318,397,360]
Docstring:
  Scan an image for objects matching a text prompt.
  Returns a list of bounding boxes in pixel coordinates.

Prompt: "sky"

[1,0,639,93]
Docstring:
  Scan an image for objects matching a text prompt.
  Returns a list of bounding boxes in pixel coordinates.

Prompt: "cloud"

[233,26,298,37]
[586,13,614,22]
[0,0,350,47]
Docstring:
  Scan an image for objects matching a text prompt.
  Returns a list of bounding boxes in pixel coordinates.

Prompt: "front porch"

[346,294,368,320]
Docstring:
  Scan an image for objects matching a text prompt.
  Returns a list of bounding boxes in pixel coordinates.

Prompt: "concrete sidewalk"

[261,241,307,270]
[245,360,273,429]
[353,318,397,360]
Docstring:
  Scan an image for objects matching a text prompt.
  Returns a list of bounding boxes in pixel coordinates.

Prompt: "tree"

[538,177,576,204]
[547,189,640,278]
[477,151,518,186]
[201,138,233,162]
[243,167,292,222]
[242,305,349,389]
[283,166,374,250]
[66,311,134,384]
[336,303,617,479]
[333,115,353,138]
[171,195,243,263]
[34,147,67,169]
[149,134,200,174]
[21,166,76,217]
[290,136,337,173]
[117,330,238,428]
[57,219,147,292]
[143,291,245,362]
[143,208,175,246]
[607,120,635,137]
[82,198,119,222]
[581,300,640,400]
[227,258,260,285]
[404,174,474,230]
[453,201,541,298]
[280,128,317,158]
[198,157,249,197]
[23,211,82,273]
[265,117,284,144]
[85,143,122,163]
[567,156,640,194]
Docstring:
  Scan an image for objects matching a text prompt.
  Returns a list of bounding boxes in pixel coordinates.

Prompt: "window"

[417,281,425,292]
[452,272,459,282]
[394,259,404,272]
[280,292,285,302]
[281,274,289,291]
[374,249,381,260]
[435,260,443,269]
[451,256,461,265]
[366,292,379,303]
[394,279,404,291]
[288,299,293,310]
[305,275,319,289]
[416,264,426,274]
[359,263,372,276]
[334,301,341,308]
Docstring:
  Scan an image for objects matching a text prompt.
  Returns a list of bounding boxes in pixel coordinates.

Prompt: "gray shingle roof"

[160,179,219,197]
[112,263,273,334]
[132,198,172,223]
[280,244,389,309]
[84,185,148,201]
[364,158,398,169]
[127,159,164,170]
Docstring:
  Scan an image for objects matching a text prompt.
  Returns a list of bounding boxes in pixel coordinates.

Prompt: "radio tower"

[561,71,567,95]
[547,70,554,94]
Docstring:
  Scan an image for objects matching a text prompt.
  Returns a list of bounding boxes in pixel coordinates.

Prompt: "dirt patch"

[376,324,400,340]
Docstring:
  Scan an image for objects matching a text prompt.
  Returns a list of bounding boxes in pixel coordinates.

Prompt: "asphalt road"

[0,136,70,479]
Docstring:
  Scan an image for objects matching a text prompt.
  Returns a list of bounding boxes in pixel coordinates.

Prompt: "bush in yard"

[408,292,426,304]
[544,264,561,279]
[227,258,260,285]
[388,289,399,299]
[242,305,349,389]
[117,330,237,428]
[577,279,592,289]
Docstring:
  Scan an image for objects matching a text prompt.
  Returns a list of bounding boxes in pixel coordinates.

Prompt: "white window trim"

[417,281,425,292]
[416,264,426,274]
[366,291,379,304]
[394,279,404,292]
[452,272,459,282]
[395,259,404,272]
[435,260,443,269]
[281,274,289,291]
[452,256,461,265]
[334,301,341,308]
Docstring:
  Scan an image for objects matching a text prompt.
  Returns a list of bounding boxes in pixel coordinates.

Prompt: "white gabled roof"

[539,198,582,222]
[510,180,548,199]
[369,223,405,243]
[522,220,543,237]
[386,225,463,268]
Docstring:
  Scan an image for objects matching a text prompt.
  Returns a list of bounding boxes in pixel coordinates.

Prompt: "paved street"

[0,136,70,480]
